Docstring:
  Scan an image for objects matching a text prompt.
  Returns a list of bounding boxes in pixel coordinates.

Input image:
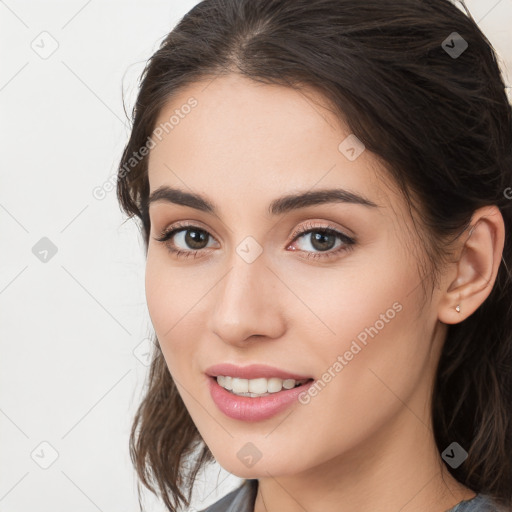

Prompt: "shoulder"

[197,479,258,512]
[448,494,511,512]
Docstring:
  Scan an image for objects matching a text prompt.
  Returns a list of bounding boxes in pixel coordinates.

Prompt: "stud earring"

[455,305,461,313]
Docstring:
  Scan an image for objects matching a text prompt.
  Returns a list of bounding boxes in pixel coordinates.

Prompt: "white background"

[1,1,511,511]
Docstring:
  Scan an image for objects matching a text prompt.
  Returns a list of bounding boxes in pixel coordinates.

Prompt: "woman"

[117,0,512,511]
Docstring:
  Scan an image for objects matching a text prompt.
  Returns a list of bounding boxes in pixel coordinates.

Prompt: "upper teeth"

[216,375,307,395]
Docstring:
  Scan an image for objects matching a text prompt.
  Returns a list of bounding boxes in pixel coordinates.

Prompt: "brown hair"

[116,0,512,510]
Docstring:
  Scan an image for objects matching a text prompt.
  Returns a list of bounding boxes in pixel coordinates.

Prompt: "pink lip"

[204,363,313,381]
[207,375,315,422]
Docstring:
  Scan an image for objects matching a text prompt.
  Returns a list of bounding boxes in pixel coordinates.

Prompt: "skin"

[145,73,504,512]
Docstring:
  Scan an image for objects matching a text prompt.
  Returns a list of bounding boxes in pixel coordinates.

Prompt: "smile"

[208,375,315,421]
[216,375,310,397]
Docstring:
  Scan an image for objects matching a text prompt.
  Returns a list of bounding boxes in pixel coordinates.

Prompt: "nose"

[206,250,286,346]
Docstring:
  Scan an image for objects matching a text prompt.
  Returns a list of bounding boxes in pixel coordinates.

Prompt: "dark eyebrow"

[269,188,379,214]
[147,186,379,216]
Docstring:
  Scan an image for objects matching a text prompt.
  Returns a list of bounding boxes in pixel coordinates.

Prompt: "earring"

[455,305,461,313]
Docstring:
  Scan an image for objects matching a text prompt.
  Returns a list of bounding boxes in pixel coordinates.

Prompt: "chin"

[212,449,306,479]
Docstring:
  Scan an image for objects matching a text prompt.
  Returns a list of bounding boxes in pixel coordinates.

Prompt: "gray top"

[198,479,509,512]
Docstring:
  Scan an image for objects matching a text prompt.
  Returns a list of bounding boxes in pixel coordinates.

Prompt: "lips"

[204,363,313,381]
[207,375,315,421]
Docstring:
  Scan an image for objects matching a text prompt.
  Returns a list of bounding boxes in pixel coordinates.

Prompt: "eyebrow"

[147,185,379,216]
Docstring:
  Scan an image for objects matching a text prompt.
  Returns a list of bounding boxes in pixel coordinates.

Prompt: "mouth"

[207,375,316,421]
[205,362,313,382]
[210,375,315,397]
[204,363,316,420]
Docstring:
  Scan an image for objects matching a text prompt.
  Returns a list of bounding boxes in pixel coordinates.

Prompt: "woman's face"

[145,73,446,478]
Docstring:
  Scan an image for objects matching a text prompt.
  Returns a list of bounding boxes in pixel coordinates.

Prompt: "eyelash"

[153,221,356,261]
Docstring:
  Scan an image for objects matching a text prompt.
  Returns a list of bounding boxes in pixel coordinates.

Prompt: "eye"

[153,220,356,260]
[154,222,219,259]
[287,221,356,260]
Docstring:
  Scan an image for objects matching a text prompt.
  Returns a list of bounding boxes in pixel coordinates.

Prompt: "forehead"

[147,73,397,211]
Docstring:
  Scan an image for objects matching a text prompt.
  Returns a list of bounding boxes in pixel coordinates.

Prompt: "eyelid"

[155,220,353,241]
[154,220,217,241]
[154,220,356,259]
[289,220,355,242]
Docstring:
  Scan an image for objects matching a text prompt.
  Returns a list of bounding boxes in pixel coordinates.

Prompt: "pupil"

[311,232,335,251]
[185,229,208,249]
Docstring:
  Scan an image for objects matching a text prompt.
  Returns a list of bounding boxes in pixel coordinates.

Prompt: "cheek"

[282,251,428,409]
[144,251,198,364]
[145,251,174,335]
[145,248,196,330]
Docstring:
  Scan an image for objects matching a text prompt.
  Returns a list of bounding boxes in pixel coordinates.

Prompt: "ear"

[438,205,505,325]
